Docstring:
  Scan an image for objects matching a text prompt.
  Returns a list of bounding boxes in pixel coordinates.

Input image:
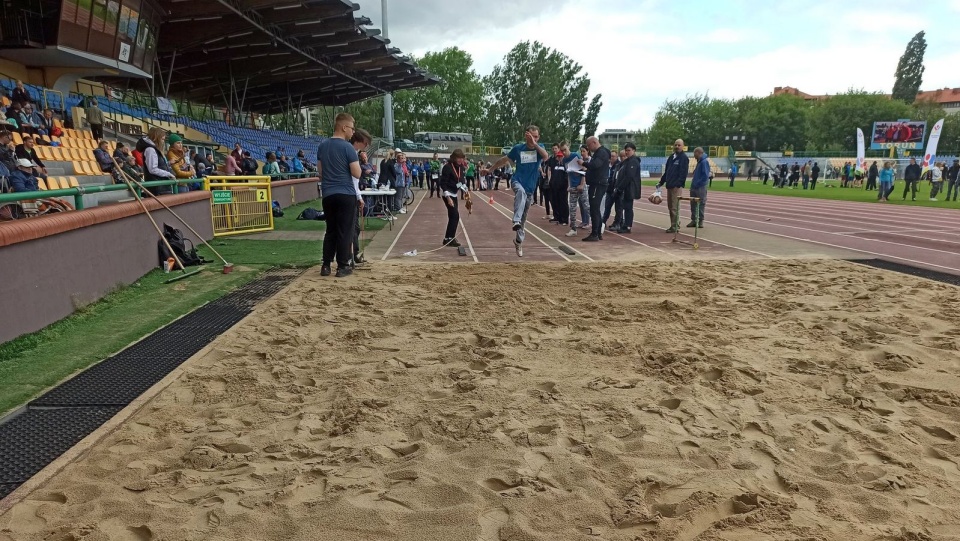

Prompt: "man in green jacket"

[429,153,442,198]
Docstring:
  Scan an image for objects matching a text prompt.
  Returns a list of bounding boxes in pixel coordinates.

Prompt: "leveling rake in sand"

[110,156,234,283]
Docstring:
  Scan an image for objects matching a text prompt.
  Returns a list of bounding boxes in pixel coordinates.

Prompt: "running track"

[373,185,960,274]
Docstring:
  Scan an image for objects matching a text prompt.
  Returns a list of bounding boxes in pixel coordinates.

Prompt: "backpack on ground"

[297,207,325,221]
[158,223,205,267]
[272,200,283,218]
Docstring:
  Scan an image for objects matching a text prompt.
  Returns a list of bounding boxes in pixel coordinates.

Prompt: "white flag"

[922,119,945,174]
[856,128,865,172]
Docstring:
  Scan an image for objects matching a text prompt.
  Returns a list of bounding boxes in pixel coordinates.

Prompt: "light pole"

[381,0,395,143]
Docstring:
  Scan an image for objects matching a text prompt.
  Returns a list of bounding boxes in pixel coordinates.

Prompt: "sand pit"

[3,260,960,540]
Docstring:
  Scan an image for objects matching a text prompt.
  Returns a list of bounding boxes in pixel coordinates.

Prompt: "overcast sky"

[357,0,960,134]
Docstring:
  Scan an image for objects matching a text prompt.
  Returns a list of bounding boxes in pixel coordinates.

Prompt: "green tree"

[483,41,593,146]
[651,94,739,147]
[741,94,811,151]
[647,111,685,146]
[583,94,603,138]
[892,31,926,104]
[806,90,911,151]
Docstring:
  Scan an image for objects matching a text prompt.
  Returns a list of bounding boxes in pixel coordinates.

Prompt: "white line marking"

[459,216,480,263]
[490,190,597,261]
[381,191,427,261]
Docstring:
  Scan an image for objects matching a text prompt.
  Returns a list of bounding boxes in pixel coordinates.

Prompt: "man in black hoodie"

[613,142,642,233]
[656,139,690,233]
[582,136,611,242]
[866,161,879,191]
[946,159,960,202]
[903,158,921,201]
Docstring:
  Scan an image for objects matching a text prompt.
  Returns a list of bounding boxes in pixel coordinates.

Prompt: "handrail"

[0,179,200,210]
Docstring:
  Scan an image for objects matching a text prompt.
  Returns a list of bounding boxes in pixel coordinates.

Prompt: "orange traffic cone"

[488,195,494,205]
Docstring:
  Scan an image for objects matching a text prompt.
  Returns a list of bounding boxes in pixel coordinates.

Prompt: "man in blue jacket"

[656,139,689,233]
[10,158,40,192]
[688,147,710,228]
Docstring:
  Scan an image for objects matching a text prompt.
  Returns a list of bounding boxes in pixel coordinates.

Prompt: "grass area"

[272,199,388,233]
[0,198,383,417]
[640,179,959,208]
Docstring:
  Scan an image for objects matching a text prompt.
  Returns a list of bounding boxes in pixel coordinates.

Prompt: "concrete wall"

[0,192,212,343]
[272,177,320,208]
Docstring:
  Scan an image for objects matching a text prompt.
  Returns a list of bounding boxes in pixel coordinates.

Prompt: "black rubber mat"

[848,259,960,286]
[0,269,301,500]
[0,407,122,484]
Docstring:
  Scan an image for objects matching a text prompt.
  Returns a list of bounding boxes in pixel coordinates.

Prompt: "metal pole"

[381,0,394,143]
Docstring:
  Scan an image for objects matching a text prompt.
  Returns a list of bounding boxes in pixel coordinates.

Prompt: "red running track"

[635,189,960,274]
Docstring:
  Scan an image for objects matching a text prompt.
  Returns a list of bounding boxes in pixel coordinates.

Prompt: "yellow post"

[205,175,274,237]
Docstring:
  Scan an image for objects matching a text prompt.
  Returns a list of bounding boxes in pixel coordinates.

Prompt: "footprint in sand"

[923,447,960,482]
[478,508,509,541]
[127,525,154,541]
[424,390,451,401]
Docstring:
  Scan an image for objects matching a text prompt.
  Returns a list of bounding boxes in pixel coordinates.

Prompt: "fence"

[204,176,274,237]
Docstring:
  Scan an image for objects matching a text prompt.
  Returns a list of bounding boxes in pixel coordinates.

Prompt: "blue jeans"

[512,181,533,244]
[689,186,707,224]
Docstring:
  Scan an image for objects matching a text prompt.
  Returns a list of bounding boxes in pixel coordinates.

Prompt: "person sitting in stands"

[0,108,18,131]
[40,109,57,137]
[122,155,143,182]
[15,136,47,181]
[94,139,122,183]
[225,153,241,175]
[166,134,196,189]
[12,81,32,105]
[113,142,129,161]
[240,151,258,175]
[10,158,40,192]
[278,155,290,174]
[291,151,306,174]
[18,103,44,137]
[0,131,17,173]
[300,151,317,173]
[262,151,281,179]
[137,127,175,194]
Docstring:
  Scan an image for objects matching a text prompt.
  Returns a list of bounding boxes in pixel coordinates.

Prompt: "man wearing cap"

[10,158,40,192]
[15,135,47,181]
[0,130,17,173]
[946,159,960,202]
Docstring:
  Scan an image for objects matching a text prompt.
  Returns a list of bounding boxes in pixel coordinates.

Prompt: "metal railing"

[0,179,200,211]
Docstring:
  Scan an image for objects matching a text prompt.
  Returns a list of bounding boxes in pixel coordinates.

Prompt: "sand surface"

[3,260,960,541]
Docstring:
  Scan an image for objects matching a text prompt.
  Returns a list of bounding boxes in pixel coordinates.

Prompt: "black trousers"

[903,180,919,199]
[541,180,552,214]
[90,123,103,141]
[551,180,568,224]
[444,195,459,240]
[588,184,605,238]
[429,177,440,197]
[322,194,356,268]
[603,186,617,224]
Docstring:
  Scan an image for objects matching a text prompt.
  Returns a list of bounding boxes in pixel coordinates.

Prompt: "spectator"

[348,129,372,267]
[225,153,241,175]
[656,139,689,233]
[582,136,611,242]
[439,148,468,248]
[688,147,710,228]
[39,109,57,137]
[316,112,362,278]
[12,81,32,105]
[613,142,642,233]
[166,134,196,183]
[240,151,258,175]
[878,161,895,202]
[291,151,306,174]
[113,142,129,161]
[136,127,176,194]
[18,103,44,137]
[15,136,47,180]
[278,155,290,174]
[131,148,144,168]
[929,161,944,201]
[93,139,122,183]
[810,161,820,190]
[10,158,39,192]
[902,158,921,201]
[192,150,211,177]
[396,152,410,213]
[231,143,243,164]
[85,98,104,141]
[122,155,143,182]
[262,151,281,178]
[0,108,17,131]
[562,142,589,237]
[379,150,397,192]
[946,159,960,202]
[866,161,879,192]
[0,131,17,172]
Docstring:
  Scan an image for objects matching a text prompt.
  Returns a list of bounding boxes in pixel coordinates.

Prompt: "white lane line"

[488,190,596,261]
[483,197,572,261]
[459,215,480,263]
[381,191,427,261]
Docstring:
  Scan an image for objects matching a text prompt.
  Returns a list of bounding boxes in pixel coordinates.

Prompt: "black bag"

[158,223,205,267]
[272,200,284,218]
[297,207,325,221]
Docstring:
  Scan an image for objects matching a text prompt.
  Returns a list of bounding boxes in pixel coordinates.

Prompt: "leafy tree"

[583,94,603,138]
[806,90,911,151]
[892,31,926,104]
[647,111,684,146]
[741,93,810,151]
[652,94,739,147]
[482,41,593,146]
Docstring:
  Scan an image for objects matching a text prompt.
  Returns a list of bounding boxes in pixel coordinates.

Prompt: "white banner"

[922,118,945,174]
[856,128,865,172]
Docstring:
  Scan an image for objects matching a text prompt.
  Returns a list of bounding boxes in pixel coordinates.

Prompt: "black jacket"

[439,162,464,195]
[659,151,689,189]
[15,144,44,168]
[868,164,878,181]
[948,164,960,182]
[546,156,566,186]
[811,163,820,178]
[904,163,921,181]
[584,146,611,186]
[615,155,642,200]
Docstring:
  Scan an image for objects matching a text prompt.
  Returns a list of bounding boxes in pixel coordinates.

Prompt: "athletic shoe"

[320,265,331,277]
[618,228,631,234]
[664,228,678,233]
[400,208,407,214]
[930,198,938,201]
[512,222,522,232]
[514,239,523,257]
[335,266,353,278]
[582,235,600,242]
[565,229,577,237]
[686,221,698,228]
[600,223,605,235]
[580,222,590,229]
[444,238,461,248]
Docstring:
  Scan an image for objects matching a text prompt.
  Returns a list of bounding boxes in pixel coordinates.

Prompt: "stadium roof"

[141,0,438,113]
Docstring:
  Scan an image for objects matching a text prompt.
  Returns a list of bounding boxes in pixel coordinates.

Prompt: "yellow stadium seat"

[12,132,22,145]
[53,119,62,128]
[35,146,51,161]
[49,147,64,161]
[67,176,80,187]
[82,130,93,140]
[89,161,103,175]
[37,179,47,190]
[40,134,51,144]
[46,177,61,190]
[72,162,87,175]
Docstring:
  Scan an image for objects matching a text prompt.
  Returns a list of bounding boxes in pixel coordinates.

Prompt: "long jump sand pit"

[3,260,960,541]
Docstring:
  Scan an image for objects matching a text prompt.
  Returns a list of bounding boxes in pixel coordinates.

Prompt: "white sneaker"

[514,239,523,257]
[930,198,937,201]
[399,208,407,214]
[565,229,577,237]
[600,223,605,234]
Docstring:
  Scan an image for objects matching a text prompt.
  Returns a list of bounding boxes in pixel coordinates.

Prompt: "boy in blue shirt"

[482,125,549,257]
[561,143,590,237]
